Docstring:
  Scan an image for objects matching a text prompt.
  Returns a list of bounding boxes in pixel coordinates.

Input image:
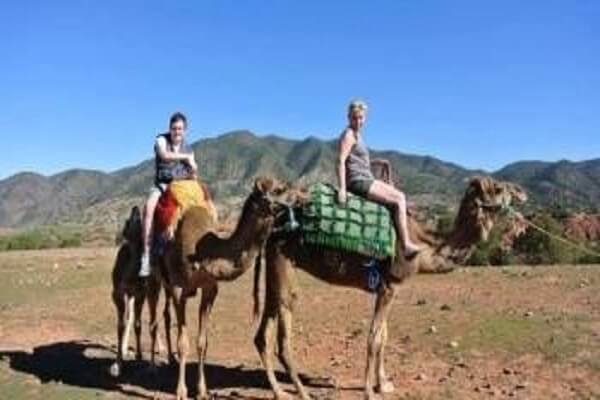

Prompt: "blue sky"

[1,0,598,179]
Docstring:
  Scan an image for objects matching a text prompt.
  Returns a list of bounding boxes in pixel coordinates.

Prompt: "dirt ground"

[1,247,599,399]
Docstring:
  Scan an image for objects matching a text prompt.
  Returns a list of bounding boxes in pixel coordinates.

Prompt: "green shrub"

[513,213,576,265]
[0,225,84,251]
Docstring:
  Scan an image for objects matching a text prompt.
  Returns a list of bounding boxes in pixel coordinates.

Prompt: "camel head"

[241,176,293,243]
[454,176,528,244]
[119,206,143,246]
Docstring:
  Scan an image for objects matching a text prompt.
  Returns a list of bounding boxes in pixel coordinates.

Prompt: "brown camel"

[154,176,293,400]
[109,206,172,378]
[252,176,528,400]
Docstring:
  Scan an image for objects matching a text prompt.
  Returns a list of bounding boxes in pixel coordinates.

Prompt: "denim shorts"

[347,179,374,197]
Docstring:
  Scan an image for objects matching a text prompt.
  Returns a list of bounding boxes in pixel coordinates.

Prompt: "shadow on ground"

[0,340,338,399]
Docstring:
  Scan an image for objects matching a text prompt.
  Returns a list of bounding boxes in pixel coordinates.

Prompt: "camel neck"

[228,201,262,254]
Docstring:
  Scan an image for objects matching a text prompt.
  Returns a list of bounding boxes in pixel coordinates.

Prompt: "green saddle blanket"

[300,183,396,259]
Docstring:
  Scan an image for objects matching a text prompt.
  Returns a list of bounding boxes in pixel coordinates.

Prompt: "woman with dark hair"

[337,100,421,257]
[139,112,197,277]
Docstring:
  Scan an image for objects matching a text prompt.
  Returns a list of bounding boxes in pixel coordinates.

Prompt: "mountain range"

[0,130,598,229]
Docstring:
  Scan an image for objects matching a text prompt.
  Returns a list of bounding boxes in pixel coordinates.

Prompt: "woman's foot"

[404,242,422,258]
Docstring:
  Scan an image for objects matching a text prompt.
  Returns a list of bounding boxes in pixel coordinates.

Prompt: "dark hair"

[169,112,187,128]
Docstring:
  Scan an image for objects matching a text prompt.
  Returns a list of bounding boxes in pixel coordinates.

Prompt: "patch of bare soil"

[1,248,599,399]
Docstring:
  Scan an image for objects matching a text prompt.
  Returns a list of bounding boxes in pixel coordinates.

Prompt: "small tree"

[513,213,575,265]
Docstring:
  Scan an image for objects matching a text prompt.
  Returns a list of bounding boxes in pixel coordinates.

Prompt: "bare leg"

[140,190,161,276]
[174,287,189,400]
[364,283,395,400]
[367,180,421,254]
[255,245,292,400]
[110,291,126,377]
[277,274,310,400]
[197,284,218,400]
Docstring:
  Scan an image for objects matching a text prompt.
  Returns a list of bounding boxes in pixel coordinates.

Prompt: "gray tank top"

[345,132,374,183]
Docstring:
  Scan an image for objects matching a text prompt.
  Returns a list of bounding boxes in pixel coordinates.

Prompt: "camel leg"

[256,308,290,400]
[164,288,176,364]
[122,296,135,358]
[364,284,395,400]
[134,292,145,361]
[277,304,311,399]
[174,287,189,400]
[255,247,293,400]
[147,279,161,371]
[375,319,395,394]
[196,284,218,400]
[110,290,127,377]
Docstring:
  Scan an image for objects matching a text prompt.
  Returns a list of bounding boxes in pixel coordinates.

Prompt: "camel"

[154,176,293,400]
[109,205,171,378]
[252,176,528,400]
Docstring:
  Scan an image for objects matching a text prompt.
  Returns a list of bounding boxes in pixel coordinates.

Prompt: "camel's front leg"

[255,307,290,400]
[110,291,127,377]
[174,288,189,400]
[364,284,395,400]
[147,279,161,372]
[196,283,218,400]
[134,292,145,360]
[254,246,293,400]
[276,266,310,400]
[122,296,135,359]
[163,287,176,364]
[278,304,311,400]
[375,319,395,394]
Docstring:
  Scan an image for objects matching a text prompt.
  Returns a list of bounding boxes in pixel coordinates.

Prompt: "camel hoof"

[109,362,121,378]
[274,390,293,400]
[135,352,143,361]
[376,380,395,393]
[363,391,377,400]
[176,386,188,400]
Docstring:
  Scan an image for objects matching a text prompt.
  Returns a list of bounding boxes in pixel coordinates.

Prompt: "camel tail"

[252,247,263,323]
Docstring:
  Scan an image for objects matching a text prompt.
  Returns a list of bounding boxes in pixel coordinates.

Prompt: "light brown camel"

[109,206,171,378]
[154,176,293,400]
[252,176,527,400]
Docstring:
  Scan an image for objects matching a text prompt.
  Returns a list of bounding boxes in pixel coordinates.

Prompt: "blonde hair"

[347,99,368,116]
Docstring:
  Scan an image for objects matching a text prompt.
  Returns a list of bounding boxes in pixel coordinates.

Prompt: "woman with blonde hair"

[337,100,421,256]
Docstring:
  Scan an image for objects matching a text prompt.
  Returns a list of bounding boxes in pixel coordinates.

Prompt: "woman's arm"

[370,158,391,184]
[337,129,356,203]
[370,158,389,166]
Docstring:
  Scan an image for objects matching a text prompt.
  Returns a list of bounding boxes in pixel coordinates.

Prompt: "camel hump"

[300,183,397,259]
[155,180,217,235]
[179,206,215,238]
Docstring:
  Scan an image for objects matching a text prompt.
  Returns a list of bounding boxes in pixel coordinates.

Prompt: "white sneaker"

[139,253,151,277]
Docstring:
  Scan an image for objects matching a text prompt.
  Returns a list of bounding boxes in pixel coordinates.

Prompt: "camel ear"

[467,176,483,195]
[130,206,141,221]
[504,182,528,202]
[469,176,495,195]
[254,176,274,194]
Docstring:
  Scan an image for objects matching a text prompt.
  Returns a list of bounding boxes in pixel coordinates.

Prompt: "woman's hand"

[337,188,347,205]
[185,154,198,172]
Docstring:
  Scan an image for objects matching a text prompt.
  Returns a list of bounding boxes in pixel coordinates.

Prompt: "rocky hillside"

[0,130,597,229]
